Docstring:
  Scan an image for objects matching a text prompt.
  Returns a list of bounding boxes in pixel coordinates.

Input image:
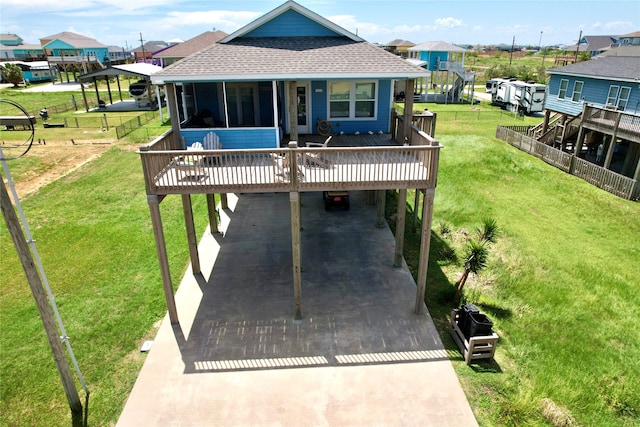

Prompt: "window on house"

[558,79,568,99]
[618,87,631,110]
[571,81,584,102]
[606,85,620,105]
[329,81,377,119]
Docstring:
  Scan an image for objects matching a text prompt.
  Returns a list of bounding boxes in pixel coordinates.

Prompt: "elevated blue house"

[544,56,640,118]
[142,0,439,323]
[407,41,474,103]
[539,56,640,182]
[40,32,109,82]
[152,0,427,149]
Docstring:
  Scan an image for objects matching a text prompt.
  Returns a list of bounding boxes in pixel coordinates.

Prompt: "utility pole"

[0,175,84,426]
[139,33,146,63]
[575,30,582,62]
[509,36,515,76]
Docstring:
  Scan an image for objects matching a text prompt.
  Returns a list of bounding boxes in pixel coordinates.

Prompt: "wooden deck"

[140,132,440,195]
[581,105,640,144]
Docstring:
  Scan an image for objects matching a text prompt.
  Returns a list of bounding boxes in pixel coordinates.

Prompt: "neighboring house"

[384,39,415,58]
[153,31,228,67]
[618,31,640,45]
[0,61,54,83]
[544,56,640,117]
[0,33,45,61]
[538,56,640,181]
[40,32,109,80]
[107,46,131,65]
[143,0,438,324]
[564,35,618,57]
[132,41,172,63]
[152,0,428,148]
[407,41,474,103]
[596,45,640,57]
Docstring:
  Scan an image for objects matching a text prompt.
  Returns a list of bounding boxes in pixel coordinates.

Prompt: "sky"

[1,0,638,49]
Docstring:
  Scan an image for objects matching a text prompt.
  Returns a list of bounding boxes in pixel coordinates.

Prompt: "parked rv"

[486,78,546,115]
[129,79,162,107]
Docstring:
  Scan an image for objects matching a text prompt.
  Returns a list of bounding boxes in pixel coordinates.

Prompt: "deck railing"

[139,127,440,195]
[496,126,639,200]
[582,105,640,143]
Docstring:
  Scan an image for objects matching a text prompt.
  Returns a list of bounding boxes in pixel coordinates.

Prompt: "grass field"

[391,103,640,426]
[1,88,639,426]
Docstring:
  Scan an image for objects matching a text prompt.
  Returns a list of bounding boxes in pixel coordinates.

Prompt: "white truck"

[486,78,547,115]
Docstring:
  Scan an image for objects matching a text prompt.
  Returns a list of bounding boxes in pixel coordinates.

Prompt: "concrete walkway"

[117,191,478,427]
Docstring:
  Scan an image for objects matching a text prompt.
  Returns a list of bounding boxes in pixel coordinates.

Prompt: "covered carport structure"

[76,63,163,112]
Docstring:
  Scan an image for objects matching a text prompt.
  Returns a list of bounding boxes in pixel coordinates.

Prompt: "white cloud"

[160,10,263,32]
[434,17,464,29]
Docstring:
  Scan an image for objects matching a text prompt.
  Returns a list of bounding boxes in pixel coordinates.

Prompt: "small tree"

[453,218,498,304]
[0,64,24,87]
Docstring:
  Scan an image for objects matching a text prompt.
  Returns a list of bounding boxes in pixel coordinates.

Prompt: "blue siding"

[244,10,339,37]
[418,51,448,71]
[181,128,278,149]
[308,79,392,134]
[547,74,640,114]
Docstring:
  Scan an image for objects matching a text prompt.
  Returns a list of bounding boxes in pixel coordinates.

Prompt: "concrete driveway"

[117,191,478,426]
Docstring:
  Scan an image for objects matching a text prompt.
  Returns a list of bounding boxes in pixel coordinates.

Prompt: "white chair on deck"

[202,131,222,165]
[175,141,205,181]
[304,135,332,167]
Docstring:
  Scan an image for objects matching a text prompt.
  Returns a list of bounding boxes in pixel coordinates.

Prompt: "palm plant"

[453,218,498,304]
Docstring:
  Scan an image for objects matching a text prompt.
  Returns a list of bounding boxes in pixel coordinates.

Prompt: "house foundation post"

[394,189,407,268]
[604,114,622,170]
[415,188,435,315]
[147,195,178,324]
[165,83,181,139]
[403,79,415,144]
[287,81,298,143]
[182,194,201,275]
[412,189,421,234]
[206,194,219,234]
[375,190,386,228]
[220,194,228,209]
[290,191,302,320]
[542,110,550,134]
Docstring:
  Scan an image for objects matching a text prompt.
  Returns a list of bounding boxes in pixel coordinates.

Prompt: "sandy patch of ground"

[3,138,115,199]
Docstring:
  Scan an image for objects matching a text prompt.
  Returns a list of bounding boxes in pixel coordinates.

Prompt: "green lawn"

[390,103,640,426]
[1,95,639,426]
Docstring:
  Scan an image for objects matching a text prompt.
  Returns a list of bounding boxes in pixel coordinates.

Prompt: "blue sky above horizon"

[1,0,638,49]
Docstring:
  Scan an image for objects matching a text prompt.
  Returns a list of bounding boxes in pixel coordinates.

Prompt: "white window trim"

[617,86,631,110]
[558,79,568,99]
[571,81,584,103]
[606,85,620,106]
[328,81,378,120]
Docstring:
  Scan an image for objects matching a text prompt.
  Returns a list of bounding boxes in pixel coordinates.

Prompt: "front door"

[296,82,311,134]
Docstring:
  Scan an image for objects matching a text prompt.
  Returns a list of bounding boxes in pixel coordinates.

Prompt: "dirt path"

[3,138,115,199]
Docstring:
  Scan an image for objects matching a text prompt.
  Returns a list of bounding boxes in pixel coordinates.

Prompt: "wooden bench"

[450,309,499,365]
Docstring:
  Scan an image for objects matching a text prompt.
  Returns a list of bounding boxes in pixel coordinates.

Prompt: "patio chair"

[271,152,304,181]
[175,142,206,181]
[202,131,222,165]
[304,136,332,167]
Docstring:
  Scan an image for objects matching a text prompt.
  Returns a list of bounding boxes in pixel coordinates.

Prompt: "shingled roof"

[39,31,106,48]
[153,36,428,82]
[154,31,228,59]
[409,41,467,53]
[547,57,640,82]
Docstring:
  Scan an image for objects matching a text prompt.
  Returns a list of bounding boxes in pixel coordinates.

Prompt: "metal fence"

[115,110,158,139]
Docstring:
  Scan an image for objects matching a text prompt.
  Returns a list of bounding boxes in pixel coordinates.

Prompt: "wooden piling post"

[394,189,407,268]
